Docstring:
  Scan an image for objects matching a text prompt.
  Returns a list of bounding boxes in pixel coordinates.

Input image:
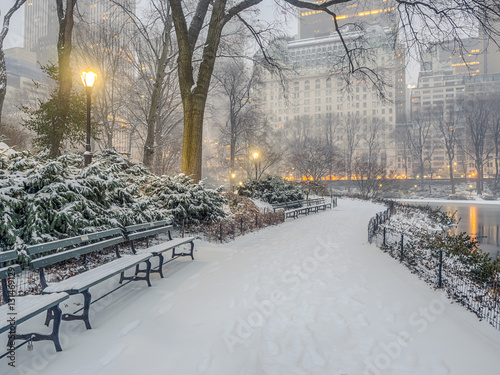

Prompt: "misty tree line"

[1,0,500,186]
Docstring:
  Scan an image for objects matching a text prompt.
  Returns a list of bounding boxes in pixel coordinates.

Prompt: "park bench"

[26,228,152,330]
[123,221,195,279]
[272,198,327,212]
[0,250,69,353]
[280,198,333,219]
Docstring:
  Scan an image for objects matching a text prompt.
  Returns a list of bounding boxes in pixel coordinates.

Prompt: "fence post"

[240,217,244,235]
[182,219,185,238]
[400,234,404,262]
[220,222,223,243]
[255,214,258,228]
[383,227,386,248]
[438,250,443,288]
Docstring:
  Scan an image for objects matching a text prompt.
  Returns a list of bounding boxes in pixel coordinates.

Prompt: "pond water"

[409,201,500,260]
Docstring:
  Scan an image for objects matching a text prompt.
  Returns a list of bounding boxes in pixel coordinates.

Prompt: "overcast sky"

[1,0,296,49]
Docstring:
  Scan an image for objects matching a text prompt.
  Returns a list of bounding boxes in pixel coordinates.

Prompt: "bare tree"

[213,56,259,189]
[0,0,26,124]
[408,110,433,182]
[460,96,495,195]
[491,98,500,191]
[360,118,383,181]
[289,137,338,181]
[353,155,386,199]
[342,113,361,190]
[165,0,500,182]
[434,103,460,194]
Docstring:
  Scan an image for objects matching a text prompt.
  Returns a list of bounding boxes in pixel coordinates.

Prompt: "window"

[304,80,310,90]
[315,79,321,89]
[326,78,332,88]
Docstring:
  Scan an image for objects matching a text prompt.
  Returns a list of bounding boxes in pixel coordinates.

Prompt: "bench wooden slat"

[27,228,124,255]
[42,253,152,294]
[0,250,18,263]
[124,220,171,233]
[127,225,173,241]
[144,237,195,256]
[30,236,126,269]
[0,264,21,279]
[0,293,69,334]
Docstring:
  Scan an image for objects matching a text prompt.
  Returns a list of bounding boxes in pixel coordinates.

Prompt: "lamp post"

[253,152,259,180]
[231,172,236,192]
[81,71,97,166]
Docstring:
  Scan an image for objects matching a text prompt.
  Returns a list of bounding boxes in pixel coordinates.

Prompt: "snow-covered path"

[4,199,500,375]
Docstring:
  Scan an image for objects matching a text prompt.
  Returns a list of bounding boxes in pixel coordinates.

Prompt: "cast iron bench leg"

[62,289,92,330]
[12,305,65,352]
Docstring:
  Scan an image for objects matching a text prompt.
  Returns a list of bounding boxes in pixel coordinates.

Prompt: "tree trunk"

[448,160,455,194]
[143,13,172,169]
[0,49,5,124]
[53,0,76,158]
[181,95,206,181]
[0,0,27,124]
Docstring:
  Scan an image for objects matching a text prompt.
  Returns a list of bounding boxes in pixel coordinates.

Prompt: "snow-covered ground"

[3,199,500,375]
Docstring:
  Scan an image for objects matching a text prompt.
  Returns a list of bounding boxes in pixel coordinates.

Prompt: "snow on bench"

[1,252,69,353]
[26,228,152,330]
[124,221,195,279]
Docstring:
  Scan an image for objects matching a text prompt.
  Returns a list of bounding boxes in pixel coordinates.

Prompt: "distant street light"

[81,71,97,166]
[231,172,236,192]
[253,152,259,180]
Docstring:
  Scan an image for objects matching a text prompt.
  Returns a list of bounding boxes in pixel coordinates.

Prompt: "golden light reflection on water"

[469,205,477,240]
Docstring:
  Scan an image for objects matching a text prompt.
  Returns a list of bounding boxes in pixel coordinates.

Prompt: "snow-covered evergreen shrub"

[0,149,226,249]
[142,174,227,224]
[237,176,304,203]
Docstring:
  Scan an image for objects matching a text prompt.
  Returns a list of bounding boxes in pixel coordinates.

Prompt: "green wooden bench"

[26,228,152,330]
[1,250,69,353]
[123,221,195,279]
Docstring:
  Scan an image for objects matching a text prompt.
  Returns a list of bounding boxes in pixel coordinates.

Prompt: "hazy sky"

[0,0,296,49]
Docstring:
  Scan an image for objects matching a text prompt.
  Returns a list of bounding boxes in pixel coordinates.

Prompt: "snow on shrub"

[237,176,304,203]
[142,174,226,224]
[0,149,226,249]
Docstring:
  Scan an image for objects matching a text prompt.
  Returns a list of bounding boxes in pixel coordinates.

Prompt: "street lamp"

[81,71,97,166]
[253,152,259,180]
[231,172,236,192]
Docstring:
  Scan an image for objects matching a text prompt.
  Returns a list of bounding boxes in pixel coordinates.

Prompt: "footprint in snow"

[188,281,200,289]
[197,354,212,373]
[119,319,142,336]
[189,272,201,280]
[208,266,220,273]
[211,261,220,266]
[99,345,124,366]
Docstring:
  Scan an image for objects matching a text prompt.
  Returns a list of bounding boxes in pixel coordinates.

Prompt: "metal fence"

[368,205,500,331]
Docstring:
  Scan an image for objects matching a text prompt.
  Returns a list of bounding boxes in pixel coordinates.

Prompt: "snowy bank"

[2,199,500,375]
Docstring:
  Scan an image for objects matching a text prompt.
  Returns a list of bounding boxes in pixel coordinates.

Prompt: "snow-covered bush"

[142,174,226,224]
[0,149,227,249]
[237,176,304,203]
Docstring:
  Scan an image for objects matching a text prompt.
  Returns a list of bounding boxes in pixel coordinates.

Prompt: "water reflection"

[409,202,500,259]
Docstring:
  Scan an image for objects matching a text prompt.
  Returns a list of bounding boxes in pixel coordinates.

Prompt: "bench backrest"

[1,250,22,304]
[26,228,124,256]
[26,228,126,268]
[29,236,126,269]
[123,220,171,234]
[123,221,172,253]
